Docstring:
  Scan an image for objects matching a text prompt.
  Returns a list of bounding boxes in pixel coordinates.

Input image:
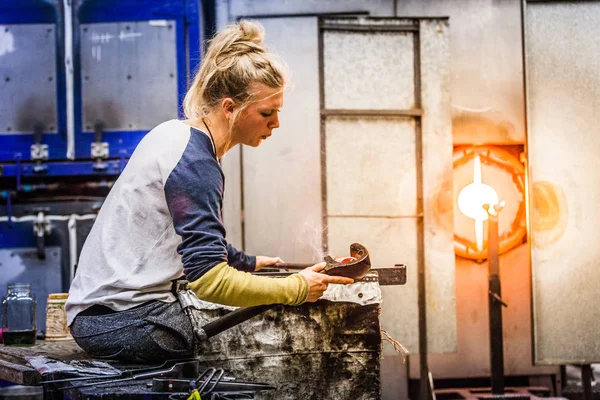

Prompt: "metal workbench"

[0,298,385,399]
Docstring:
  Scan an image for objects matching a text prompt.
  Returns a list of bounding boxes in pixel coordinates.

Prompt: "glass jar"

[1,283,37,346]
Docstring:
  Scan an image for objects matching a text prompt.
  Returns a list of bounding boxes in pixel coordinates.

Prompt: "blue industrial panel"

[0,0,67,162]
[0,0,200,169]
[73,0,201,159]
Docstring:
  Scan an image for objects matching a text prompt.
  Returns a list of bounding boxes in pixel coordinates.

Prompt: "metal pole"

[581,364,592,400]
[485,204,505,395]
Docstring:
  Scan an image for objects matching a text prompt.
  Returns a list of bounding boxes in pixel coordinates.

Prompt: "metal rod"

[520,0,540,368]
[320,23,419,32]
[321,109,422,117]
[412,22,430,400]
[63,0,75,159]
[488,212,505,395]
[272,262,314,270]
[318,18,328,254]
[201,304,273,340]
[239,146,246,251]
[581,364,593,400]
[240,11,369,20]
[327,214,423,219]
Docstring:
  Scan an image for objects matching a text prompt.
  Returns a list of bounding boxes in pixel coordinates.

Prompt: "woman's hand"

[255,255,284,271]
[299,262,354,302]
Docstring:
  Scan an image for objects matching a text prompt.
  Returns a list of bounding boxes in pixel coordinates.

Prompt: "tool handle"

[202,304,274,339]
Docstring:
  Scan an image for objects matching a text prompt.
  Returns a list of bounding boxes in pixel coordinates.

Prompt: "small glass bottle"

[2,283,37,346]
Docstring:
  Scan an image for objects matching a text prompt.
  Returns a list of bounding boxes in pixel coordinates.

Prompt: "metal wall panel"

[228,0,394,17]
[0,24,58,134]
[80,21,178,132]
[418,18,456,354]
[323,31,415,110]
[326,116,417,216]
[396,0,525,145]
[241,17,323,262]
[525,0,600,364]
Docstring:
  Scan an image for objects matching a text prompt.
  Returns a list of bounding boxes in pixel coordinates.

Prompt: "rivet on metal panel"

[4,77,9,82]
[127,75,132,80]
[125,26,130,31]
[83,27,87,33]
[6,127,11,132]
[84,76,89,80]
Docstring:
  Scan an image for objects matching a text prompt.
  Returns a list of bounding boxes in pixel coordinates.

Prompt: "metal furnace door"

[524,0,600,364]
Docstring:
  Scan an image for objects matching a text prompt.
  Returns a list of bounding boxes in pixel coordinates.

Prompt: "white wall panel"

[326,116,417,216]
[242,17,323,262]
[525,0,600,364]
[324,31,415,110]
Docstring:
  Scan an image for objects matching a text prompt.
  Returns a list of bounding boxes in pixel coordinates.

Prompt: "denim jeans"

[70,300,196,362]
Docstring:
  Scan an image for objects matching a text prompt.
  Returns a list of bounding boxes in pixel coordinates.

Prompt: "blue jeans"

[70,300,196,362]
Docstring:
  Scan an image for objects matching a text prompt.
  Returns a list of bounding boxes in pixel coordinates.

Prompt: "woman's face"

[233,84,284,147]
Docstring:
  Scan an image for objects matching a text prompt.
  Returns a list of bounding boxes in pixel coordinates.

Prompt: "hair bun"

[237,19,265,46]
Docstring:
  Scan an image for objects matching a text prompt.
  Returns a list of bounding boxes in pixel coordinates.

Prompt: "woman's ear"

[221,98,236,121]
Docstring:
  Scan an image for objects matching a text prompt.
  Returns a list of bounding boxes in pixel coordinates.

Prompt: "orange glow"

[453,146,526,261]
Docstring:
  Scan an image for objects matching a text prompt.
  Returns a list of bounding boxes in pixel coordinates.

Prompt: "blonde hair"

[183,20,287,126]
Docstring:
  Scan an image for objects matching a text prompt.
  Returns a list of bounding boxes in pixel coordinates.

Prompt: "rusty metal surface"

[194,301,382,400]
[525,0,600,364]
[0,301,381,399]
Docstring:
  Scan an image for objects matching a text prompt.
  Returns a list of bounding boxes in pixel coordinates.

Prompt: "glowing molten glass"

[457,154,499,250]
[458,183,499,221]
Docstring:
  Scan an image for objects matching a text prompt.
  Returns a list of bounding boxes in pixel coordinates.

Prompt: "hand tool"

[190,243,372,341]
[152,376,275,393]
[41,357,200,385]
[255,265,407,286]
[57,360,199,390]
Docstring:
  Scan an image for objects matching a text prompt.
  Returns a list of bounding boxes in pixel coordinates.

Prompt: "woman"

[65,20,353,362]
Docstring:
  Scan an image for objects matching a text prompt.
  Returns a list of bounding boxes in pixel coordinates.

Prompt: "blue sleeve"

[226,243,256,272]
[164,135,228,282]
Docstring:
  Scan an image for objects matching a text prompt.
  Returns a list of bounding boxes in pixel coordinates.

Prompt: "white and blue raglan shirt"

[65,119,256,325]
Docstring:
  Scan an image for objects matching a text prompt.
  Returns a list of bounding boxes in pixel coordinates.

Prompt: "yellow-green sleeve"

[188,262,309,307]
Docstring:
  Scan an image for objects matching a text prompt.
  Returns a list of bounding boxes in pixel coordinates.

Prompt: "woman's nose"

[269,113,280,129]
